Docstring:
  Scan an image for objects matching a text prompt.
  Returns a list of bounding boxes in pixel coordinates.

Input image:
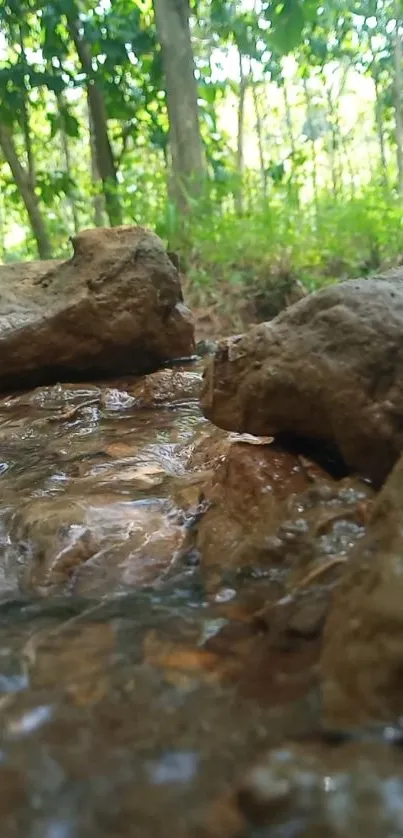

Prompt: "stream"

[0,362,402,837]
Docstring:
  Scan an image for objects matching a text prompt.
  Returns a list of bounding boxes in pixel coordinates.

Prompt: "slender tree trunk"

[20,94,35,189]
[393,0,403,195]
[0,190,5,262]
[153,0,205,213]
[373,71,389,190]
[364,133,376,181]
[325,85,339,199]
[334,109,353,199]
[18,26,36,190]
[303,77,319,218]
[283,77,296,158]
[282,77,300,206]
[333,63,350,198]
[235,48,248,214]
[0,123,52,259]
[340,132,356,199]
[252,80,267,197]
[56,93,80,235]
[65,6,122,225]
[369,32,389,190]
[88,105,106,227]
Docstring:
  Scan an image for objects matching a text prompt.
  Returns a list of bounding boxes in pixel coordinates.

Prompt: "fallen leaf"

[228,433,274,446]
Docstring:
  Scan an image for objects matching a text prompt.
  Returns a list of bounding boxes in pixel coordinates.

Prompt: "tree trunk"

[235,48,248,214]
[333,63,350,198]
[18,25,36,190]
[373,71,389,190]
[303,77,319,219]
[325,85,339,199]
[153,0,205,213]
[88,103,107,228]
[0,190,5,262]
[0,123,52,259]
[283,77,296,158]
[340,132,356,199]
[57,93,80,235]
[282,76,300,206]
[394,0,403,195]
[252,81,267,197]
[65,6,122,226]
[369,32,388,190]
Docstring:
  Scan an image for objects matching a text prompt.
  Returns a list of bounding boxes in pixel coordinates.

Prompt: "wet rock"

[8,494,184,596]
[321,451,403,726]
[190,440,373,579]
[232,738,403,837]
[201,276,403,484]
[0,371,217,597]
[126,369,202,406]
[0,225,194,392]
[8,497,99,593]
[194,442,319,571]
[187,424,233,471]
[73,506,183,596]
[195,338,218,357]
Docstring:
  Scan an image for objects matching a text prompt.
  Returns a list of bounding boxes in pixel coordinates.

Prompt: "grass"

[159,178,403,330]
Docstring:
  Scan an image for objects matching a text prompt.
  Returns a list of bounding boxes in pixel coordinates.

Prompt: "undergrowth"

[156,178,403,330]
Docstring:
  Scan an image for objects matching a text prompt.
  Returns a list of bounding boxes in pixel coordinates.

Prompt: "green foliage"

[0,0,402,326]
[161,178,403,325]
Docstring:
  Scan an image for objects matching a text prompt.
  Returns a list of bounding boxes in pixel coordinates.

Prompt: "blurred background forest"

[1,0,403,325]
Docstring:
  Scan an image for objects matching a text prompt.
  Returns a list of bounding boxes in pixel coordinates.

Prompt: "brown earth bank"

[0,238,402,835]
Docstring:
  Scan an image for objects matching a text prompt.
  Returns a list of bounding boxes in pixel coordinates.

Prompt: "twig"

[22,600,108,669]
[252,556,347,626]
[293,556,347,590]
[47,397,100,422]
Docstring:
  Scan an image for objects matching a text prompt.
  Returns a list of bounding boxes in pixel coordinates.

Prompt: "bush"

[158,178,403,327]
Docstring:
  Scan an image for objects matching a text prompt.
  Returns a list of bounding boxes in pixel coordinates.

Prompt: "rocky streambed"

[0,227,403,836]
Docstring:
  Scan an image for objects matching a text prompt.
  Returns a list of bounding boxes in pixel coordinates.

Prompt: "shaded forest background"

[1,0,403,326]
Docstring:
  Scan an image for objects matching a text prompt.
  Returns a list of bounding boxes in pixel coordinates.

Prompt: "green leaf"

[64,111,80,138]
[268,1,305,55]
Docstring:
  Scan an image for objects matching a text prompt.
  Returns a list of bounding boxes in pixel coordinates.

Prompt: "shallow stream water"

[0,362,402,837]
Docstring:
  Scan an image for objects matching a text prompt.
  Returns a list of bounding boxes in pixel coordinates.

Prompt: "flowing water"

[0,363,401,837]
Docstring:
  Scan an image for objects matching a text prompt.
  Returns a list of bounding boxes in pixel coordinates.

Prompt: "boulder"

[0,226,194,391]
[201,275,403,484]
[320,451,403,725]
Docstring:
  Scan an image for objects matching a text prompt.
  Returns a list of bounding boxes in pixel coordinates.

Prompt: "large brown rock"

[320,451,403,725]
[0,226,194,390]
[201,275,403,484]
